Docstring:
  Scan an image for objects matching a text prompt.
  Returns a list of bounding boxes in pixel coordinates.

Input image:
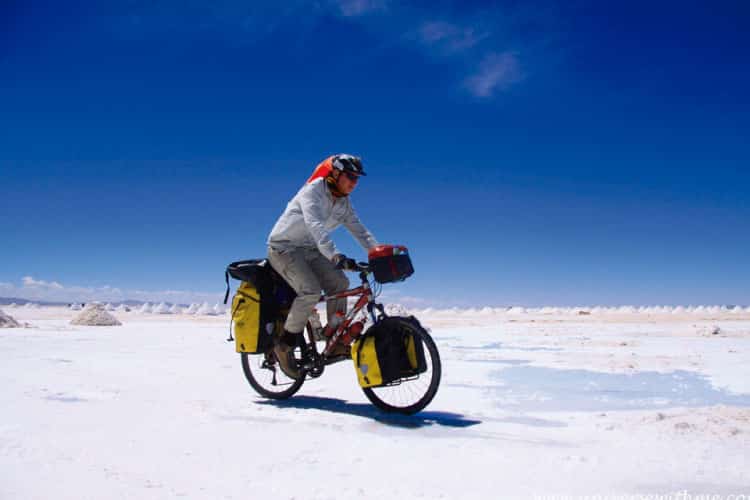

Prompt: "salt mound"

[116,304,131,312]
[70,303,83,311]
[153,302,171,314]
[139,302,152,314]
[197,302,217,315]
[507,306,526,315]
[169,304,182,314]
[384,303,410,316]
[104,303,115,311]
[70,304,121,326]
[8,302,18,308]
[458,307,476,316]
[186,303,200,315]
[0,308,21,328]
[212,303,226,315]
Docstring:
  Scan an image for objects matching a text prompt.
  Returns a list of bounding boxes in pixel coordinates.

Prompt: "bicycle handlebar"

[354,261,370,272]
[334,257,370,273]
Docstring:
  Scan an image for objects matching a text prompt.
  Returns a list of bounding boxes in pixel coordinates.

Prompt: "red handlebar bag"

[368,245,414,284]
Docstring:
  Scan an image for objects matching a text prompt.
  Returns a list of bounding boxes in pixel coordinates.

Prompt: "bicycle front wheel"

[241,350,304,400]
[361,316,441,415]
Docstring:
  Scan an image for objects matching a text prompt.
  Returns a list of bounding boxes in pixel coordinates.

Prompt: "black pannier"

[224,259,296,307]
[367,245,414,284]
[352,316,428,388]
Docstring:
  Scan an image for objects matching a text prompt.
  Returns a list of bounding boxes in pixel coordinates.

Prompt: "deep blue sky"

[1,1,749,306]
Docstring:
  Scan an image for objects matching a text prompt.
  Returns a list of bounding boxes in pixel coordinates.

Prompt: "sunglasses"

[343,171,360,182]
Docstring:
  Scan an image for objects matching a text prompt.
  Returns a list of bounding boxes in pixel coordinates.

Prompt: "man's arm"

[299,184,340,260]
[343,201,379,252]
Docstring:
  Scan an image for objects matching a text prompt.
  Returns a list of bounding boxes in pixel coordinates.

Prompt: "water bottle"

[340,320,364,346]
[324,311,345,338]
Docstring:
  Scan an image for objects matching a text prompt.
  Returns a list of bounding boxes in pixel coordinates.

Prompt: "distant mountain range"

[0,297,189,307]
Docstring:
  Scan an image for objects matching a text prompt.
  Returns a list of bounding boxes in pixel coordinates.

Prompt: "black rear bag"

[224,259,297,351]
[225,259,296,307]
[357,316,428,386]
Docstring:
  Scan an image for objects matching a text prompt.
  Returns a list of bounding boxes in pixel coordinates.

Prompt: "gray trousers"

[267,246,350,334]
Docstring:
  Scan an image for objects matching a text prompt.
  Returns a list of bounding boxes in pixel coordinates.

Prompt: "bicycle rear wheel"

[361,316,441,415]
[241,350,304,400]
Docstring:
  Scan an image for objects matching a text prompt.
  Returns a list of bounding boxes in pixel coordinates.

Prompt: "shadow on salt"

[257,395,481,429]
[489,366,750,412]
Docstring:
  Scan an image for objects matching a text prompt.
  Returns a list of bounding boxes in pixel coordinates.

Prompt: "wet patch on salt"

[489,366,750,412]
[510,346,564,352]
[490,415,568,428]
[453,341,562,352]
[45,393,88,403]
[466,358,530,365]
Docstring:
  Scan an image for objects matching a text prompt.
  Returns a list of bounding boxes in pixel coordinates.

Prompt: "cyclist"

[267,154,379,379]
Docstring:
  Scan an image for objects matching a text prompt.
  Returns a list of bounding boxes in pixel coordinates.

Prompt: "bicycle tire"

[241,350,305,400]
[361,316,441,415]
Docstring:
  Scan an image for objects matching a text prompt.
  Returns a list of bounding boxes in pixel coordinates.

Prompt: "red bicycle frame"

[314,277,375,357]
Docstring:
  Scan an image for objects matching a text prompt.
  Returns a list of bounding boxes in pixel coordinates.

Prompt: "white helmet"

[332,154,366,176]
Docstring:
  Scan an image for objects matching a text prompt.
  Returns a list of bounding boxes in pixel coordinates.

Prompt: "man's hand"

[332,253,357,271]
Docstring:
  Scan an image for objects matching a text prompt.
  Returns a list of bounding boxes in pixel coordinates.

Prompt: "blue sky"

[1,0,749,307]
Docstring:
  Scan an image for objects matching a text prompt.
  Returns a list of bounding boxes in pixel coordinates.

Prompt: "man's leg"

[307,249,350,325]
[267,247,321,378]
[267,247,321,334]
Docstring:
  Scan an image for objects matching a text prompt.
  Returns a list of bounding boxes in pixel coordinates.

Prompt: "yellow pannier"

[352,317,427,388]
[231,282,274,353]
[352,335,384,388]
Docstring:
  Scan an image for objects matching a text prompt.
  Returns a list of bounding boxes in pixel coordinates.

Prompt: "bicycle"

[240,261,442,415]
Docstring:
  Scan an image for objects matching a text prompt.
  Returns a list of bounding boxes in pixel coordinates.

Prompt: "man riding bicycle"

[267,154,379,379]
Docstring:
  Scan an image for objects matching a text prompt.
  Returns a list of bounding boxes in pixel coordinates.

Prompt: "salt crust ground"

[1,307,748,499]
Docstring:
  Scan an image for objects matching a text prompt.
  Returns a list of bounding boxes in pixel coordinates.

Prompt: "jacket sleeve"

[343,200,379,252]
[299,184,340,260]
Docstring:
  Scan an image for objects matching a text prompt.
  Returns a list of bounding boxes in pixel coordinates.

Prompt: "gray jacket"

[267,178,378,260]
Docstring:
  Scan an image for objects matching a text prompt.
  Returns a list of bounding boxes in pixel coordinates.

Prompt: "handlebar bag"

[368,245,414,284]
[352,316,427,388]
